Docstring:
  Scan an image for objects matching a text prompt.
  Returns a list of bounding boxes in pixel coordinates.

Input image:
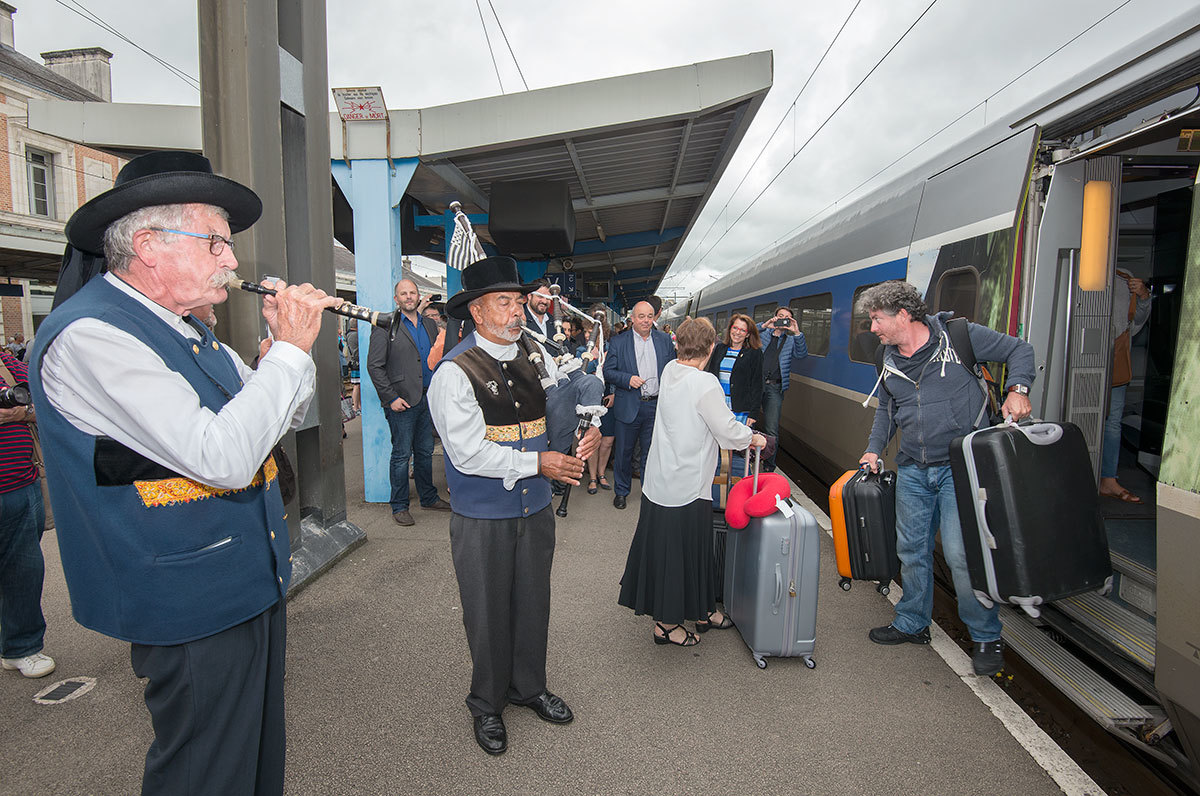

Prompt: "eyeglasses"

[150,228,235,256]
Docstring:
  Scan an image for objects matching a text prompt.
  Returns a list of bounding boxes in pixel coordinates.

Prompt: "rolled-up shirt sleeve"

[427,360,540,490]
[41,320,315,490]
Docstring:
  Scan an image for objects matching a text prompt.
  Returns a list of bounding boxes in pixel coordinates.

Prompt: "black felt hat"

[445,256,537,320]
[65,151,263,254]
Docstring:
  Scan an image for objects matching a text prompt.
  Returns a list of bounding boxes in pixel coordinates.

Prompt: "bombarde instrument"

[229,277,394,329]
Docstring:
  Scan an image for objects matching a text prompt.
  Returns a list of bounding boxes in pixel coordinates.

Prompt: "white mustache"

[209,270,238,289]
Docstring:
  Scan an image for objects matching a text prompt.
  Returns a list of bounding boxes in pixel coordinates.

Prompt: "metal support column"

[331,157,418,503]
[198,0,364,591]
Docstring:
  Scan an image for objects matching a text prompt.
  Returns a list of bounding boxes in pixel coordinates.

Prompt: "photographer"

[756,306,808,471]
[0,348,53,679]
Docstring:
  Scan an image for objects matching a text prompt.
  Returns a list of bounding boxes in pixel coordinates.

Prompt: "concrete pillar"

[331,157,418,503]
[197,0,363,588]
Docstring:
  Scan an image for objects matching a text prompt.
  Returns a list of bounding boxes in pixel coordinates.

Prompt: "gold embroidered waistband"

[134,456,279,508]
[483,417,546,443]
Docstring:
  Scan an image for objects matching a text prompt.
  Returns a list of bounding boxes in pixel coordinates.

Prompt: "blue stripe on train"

[704,258,907,396]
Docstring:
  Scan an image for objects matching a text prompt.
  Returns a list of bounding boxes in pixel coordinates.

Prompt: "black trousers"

[450,506,555,717]
[131,601,286,796]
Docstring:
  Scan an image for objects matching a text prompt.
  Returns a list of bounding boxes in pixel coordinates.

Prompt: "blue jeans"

[1101,384,1126,479]
[893,464,1001,642]
[760,382,783,470]
[0,480,47,659]
[385,395,439,512]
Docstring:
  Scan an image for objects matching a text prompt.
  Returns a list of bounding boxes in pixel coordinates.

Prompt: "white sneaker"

[1,652,56,678]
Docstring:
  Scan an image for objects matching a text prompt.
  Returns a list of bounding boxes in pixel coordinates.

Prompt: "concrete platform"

[1,419,1088,795]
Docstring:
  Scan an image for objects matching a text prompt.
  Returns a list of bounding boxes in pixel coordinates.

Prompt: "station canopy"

[28,52,772,307]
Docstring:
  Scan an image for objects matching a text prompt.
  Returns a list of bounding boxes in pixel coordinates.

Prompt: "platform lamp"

[1079,180,1113,291]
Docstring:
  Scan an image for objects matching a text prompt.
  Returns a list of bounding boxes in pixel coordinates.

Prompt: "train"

[662,9,1200,789]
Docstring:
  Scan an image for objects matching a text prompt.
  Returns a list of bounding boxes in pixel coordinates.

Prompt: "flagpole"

[446,201,486,298]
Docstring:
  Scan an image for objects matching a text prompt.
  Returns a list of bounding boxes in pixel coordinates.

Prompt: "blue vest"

[29,277,290,645]
[440,333,551,520]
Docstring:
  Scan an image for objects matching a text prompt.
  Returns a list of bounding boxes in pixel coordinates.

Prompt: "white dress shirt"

[632,330,659,397]
[643,360,753,507]
[428,334,561,491]
[41,272,316,490]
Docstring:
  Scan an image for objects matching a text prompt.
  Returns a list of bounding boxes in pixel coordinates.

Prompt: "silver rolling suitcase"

[724,449,820,670]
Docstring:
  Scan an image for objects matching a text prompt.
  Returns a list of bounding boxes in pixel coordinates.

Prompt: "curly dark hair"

[854,280,928,320]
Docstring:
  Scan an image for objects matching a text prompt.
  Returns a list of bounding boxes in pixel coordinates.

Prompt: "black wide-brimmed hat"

[445,256,537,320]
[65,151,263,254]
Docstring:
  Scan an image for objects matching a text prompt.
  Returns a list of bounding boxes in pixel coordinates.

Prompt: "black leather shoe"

[972,640,1005,676]
[519,691,573,724]
[613,494,627,510]
[473,714,507,755]
[868,624,931,645]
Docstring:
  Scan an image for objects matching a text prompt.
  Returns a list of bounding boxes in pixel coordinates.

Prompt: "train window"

[753,303,778,324]
[931,267,980,322]
[715,311,728,332]
[788,294,831,357]
[848,283,883,364]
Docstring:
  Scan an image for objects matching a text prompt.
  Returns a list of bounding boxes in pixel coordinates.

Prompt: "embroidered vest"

[441,333,551,519]
[29,277,290,645]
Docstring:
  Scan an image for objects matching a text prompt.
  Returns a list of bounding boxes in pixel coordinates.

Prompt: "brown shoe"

[421,498,452,512]
[392,510,415,526]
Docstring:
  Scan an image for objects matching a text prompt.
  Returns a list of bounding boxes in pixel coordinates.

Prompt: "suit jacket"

[367,313,439,408]
[604,328,675,424]
[706,343,764,415]
[524,307,554,339]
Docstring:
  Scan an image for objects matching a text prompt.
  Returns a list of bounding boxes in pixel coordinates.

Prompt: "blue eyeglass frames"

[150,228,235,256]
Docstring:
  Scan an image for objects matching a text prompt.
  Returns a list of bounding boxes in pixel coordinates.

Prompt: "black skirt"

[617,496,717,624]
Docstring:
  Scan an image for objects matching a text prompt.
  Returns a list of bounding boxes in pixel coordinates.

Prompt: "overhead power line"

[475,0,505,94]
[670,0,940,286]
[487,0,529,91]
[52,0,200,92]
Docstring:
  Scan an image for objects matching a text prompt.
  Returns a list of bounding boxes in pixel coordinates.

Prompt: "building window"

[753,302,778,324]
[789,293,832,357]
[27,149,55,218]
[714,311,728,333]
[931,267,980,322]
[849,283,883,364]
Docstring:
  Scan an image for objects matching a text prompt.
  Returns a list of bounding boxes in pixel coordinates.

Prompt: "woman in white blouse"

[617,317,765,646]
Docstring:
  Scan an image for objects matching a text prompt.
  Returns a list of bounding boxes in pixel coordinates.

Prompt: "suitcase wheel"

[876,582,890,596]
[839,577,852,592]
[804,657,816,670]
[754,656,767,670]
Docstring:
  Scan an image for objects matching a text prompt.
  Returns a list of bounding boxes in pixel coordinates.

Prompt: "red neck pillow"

[725,473,790,529]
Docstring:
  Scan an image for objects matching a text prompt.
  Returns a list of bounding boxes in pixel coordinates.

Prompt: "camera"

[0,385,31,409]
[428,294,442,302]
[774,318,791,328]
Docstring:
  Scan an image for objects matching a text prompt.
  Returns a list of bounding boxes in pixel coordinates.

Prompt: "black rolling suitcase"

[829,468,900,595]
[949,421,1112,617]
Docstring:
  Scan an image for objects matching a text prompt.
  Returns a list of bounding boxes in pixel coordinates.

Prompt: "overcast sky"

[16,0,1188,297]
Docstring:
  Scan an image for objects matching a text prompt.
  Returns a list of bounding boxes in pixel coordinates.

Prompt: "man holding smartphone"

[756,306,808,471]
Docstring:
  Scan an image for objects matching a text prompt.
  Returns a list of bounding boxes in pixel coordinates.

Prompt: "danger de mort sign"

[332,87,388,122]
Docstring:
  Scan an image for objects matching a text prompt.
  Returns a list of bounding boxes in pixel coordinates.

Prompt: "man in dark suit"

[368,278,451,526]
[523,279,555,339]
[603,300,675,509]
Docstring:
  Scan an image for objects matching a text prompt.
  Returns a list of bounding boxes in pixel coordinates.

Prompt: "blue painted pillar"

[332,157,419,503]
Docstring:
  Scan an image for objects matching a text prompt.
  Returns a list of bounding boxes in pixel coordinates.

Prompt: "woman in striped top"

[705,314,763,424]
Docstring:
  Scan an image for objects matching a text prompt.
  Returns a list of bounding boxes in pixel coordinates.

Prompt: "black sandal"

[653,622,699,647]
[695,611,734,633]
[587,479,599,494]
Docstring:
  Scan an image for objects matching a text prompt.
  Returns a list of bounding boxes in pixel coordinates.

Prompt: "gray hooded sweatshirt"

[864,311,1036,466]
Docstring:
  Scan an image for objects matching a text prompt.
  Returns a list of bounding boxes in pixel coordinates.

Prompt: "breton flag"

[447,201,485,271]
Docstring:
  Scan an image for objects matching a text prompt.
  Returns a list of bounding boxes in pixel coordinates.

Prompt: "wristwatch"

[1007,384,1029,396]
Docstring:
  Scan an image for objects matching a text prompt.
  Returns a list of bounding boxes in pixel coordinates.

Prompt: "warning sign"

[332,87,388,122]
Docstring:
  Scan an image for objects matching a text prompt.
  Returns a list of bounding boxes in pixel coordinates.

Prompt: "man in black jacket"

[367,279,451,526]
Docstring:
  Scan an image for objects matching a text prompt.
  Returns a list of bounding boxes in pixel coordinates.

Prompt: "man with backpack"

[856,281,1034,676]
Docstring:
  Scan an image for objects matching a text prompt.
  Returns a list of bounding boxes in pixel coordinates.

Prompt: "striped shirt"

[0,349,37,493]
[717,347,748,424]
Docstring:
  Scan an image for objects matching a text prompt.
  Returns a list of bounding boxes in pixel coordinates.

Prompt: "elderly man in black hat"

[428,256,600,756]
[28,151,340,795]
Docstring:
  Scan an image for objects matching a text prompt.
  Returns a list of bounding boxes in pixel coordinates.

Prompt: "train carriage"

[674,9,1200,788]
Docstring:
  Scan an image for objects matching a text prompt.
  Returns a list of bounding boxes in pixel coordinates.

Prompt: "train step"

[1052,590,1156,672]
[1110,550,1156,617]
[999,606,1154,729]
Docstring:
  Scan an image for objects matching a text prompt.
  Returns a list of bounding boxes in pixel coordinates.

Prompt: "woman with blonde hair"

[618,317,765,646]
